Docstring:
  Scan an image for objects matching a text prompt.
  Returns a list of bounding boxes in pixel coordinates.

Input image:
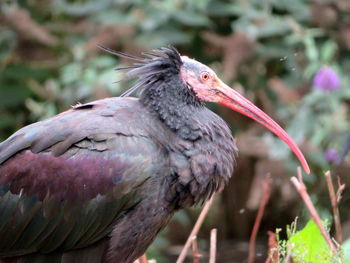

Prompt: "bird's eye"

[200,72,210,82]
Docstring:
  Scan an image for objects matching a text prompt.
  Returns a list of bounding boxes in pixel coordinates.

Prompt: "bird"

[0,46,310,263]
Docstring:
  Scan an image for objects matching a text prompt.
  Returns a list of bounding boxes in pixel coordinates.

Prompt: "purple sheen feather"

[0,152,127,201]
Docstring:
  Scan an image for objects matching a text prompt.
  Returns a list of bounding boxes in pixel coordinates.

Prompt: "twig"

[336,176,345,204]
[290,167,337,253]
[248,173,272,263]
[4,7,58,46]
[191,236,201,263]
[265,231,278,263]
[209,229,217,263]
[324,171,343,244]
[176,195,215,263]
[284,243,294,263]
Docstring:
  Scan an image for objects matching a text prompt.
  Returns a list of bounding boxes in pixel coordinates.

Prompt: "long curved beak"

[215,79,310,174]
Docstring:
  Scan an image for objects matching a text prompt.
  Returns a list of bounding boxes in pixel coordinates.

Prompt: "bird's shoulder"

[0,97,155,164]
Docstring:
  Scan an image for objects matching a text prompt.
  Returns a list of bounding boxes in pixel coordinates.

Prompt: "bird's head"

[180,55,309,174]
[99,45,310,174]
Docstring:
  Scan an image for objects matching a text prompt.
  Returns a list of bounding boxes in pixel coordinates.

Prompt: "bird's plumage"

[0,47,238,262]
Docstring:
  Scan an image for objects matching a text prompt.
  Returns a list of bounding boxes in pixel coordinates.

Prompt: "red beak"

[215,80,310,174]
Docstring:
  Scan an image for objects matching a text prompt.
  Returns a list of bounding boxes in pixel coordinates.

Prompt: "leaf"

[206,1,241,16]
[343,238,350,263]
[304,35,319,63]
[136,27,191,47]
[172,11,210,26]
[271,0,310,20]
[92,10,133,25]
[255,16,291,38]
[60,62,83,85]
[288,220,332,263]
[53,0,114,16]
[320,40,337,63]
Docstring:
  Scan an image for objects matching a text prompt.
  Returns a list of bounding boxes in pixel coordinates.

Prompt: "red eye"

[200,72,210,82]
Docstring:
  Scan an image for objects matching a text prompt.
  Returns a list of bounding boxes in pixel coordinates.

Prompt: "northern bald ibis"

[0,46,309,263]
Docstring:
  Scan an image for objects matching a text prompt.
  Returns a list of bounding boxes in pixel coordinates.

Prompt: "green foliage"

[343,238,350,263]
[288,220,332,262]
[274,219,344,263]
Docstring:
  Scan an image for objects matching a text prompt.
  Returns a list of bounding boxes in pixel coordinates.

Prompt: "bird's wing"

[0,97,162,257]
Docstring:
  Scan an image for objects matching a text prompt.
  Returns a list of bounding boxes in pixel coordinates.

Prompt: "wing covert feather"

[0,97,164,257]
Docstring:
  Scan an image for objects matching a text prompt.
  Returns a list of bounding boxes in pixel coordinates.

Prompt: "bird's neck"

[140,76,204,140]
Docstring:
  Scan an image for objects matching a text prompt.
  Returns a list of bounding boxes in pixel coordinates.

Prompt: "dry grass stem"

[336,176,345,204]
[324,171,343,244]
[265,231,278,263]
[176,195,215,263]
[291,167,337,253]
[209,228,217,263]
[191,236,201,263]
[248,173,272,263]
[284,243,294,263]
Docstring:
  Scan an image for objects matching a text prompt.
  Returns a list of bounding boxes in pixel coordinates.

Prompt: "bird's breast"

[163,118,237,208]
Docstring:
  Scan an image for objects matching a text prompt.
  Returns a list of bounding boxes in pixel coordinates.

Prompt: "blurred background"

[1,0,350,262]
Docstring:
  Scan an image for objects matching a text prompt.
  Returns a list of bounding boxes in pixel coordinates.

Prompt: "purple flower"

[313,67,340,92]
[324,149,338,163]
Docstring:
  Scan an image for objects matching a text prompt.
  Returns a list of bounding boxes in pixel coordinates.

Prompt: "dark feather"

[120,81,142,97]
[114,65,139,71]
[97,45,145,63]
[99,45,183,98]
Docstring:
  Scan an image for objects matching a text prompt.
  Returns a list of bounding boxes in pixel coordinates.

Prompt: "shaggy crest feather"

[97,45,183,97]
